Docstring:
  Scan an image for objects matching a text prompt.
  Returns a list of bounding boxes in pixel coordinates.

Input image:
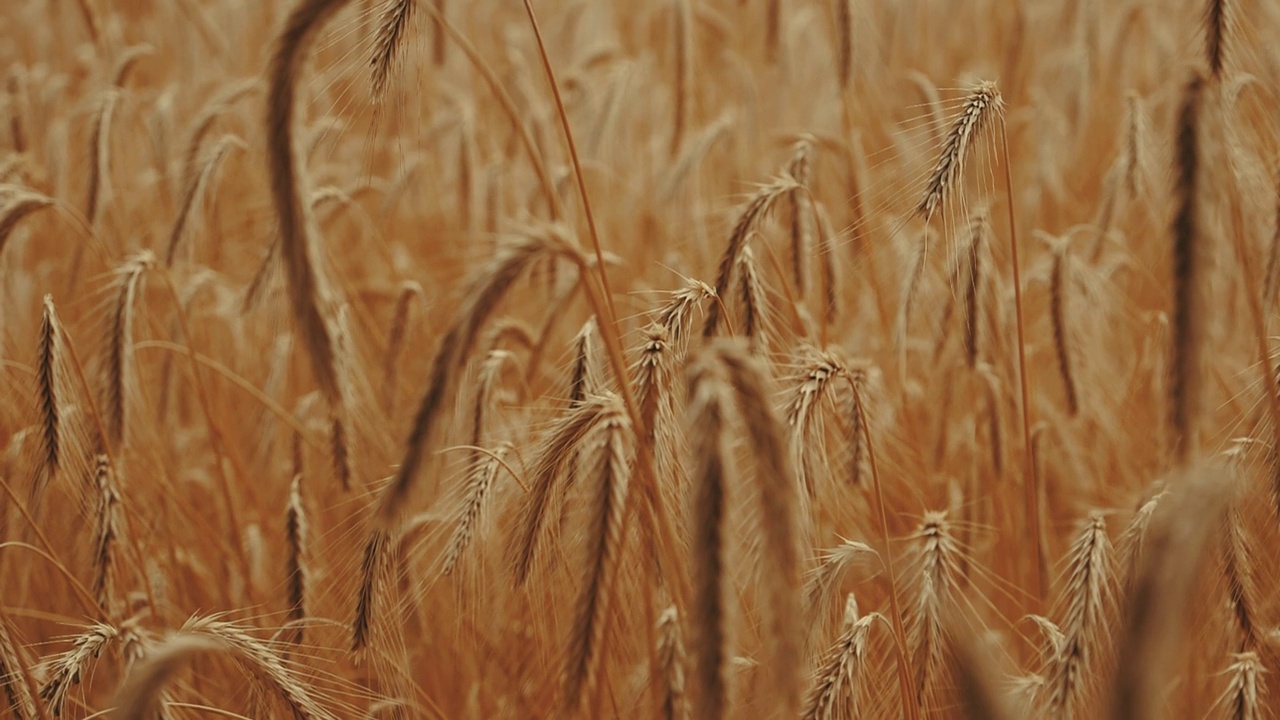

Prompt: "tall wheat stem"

[1000,117,1043,607]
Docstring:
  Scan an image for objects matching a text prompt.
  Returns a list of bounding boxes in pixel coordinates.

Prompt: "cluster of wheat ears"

[1,0,1278,717]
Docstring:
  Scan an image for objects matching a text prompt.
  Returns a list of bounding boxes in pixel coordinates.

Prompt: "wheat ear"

[266,0,352,446]
[657,606,688,720]
[802,595,879,720]
[0,189,54,253]
[1046,513,1113,718]
[0,610,40,720]
[39,623,119,717]
[563,395,632,712]
[91,454,121,618]
[910,512,964,714]
[702,177,799,338]
[1169,73,1206,463]
[1205,0,1227,78]
[686,356,732,720]
[35,295,62,493]
[285,473,306,646]
[101,251,154,449]
[370,0,414,101]
[709,341,803,715]
[1050,240,1080,415]
[164,134,242,266]
[1219,652,1263,720]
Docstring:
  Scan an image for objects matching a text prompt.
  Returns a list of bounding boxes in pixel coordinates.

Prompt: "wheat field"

[0,0,1277,717]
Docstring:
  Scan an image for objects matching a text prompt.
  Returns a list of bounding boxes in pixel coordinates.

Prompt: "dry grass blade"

[112,634,217,720]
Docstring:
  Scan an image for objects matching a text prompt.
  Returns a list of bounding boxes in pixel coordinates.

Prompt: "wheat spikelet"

[1050,240,1080,416]
[378,228,580,526]
[736,246,768,351]
[686,356,732,720]
[1222,506,1257,650]
[164,134,242,266]
[916,82,1002,223]
[184,617,339,720]
[370,0,414,100]
[285,473,306,646]
[266,0,354,494]
[815,202,840,325]
[563,394,632,712]
[909,511,964,714]
[0,189,54,253]
[1219,652,1263,720]
[708,340,802,715]
[91,454,121,618]
[439,443,510,578]
[949,625,1016,720]
[1205,0,1227,78]
[430,0,448,65]
[962,211,989,368]
[86,90,119,229]
[6,69,25,154]
[1169,72,1206,463]
[381,280,423,413]
[703,177,799,338]
[0,611,38,720]
[805,539,877,616]
[802,595,879,720]
[101,251,154,450]
[351,527,389,653]
[179,79,258,192]
[786,349,845,496]
[110,45,152,88]
[833,0,853,89]
[671,0,693,156]
[655,277,716,350]
[1111,469,1229,720]
[35,295,62,492]
[1046,513,1114,719]
[510,394,612,585]
[657,605,688,720]
[39,623,119,717]
[787,139,814,296]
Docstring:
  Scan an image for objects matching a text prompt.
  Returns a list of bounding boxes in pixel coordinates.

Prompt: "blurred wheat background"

[0,0,1277,717]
